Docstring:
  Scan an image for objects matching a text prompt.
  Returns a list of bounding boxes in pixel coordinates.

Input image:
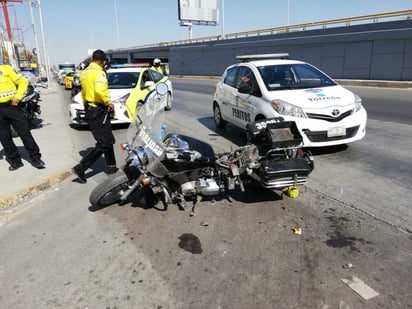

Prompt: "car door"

[233,66,261,128]
[217,66,240,126]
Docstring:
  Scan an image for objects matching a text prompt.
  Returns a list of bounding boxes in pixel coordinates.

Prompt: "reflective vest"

[80,62,110,107]
[0,64,28,103]
[150,66,163,74]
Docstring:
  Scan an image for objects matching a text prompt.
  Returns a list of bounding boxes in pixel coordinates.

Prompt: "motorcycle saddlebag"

[258,156,313,188]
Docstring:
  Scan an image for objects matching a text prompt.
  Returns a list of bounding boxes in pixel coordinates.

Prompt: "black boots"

[72,147,118,183]
[72,163,87,183]
[9,160,24,171]
[104,147,118,175]
[106,165,118,174]
[72,148,103,183]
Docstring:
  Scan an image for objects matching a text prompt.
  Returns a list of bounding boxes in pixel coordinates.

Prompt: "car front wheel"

[213,103,226,128]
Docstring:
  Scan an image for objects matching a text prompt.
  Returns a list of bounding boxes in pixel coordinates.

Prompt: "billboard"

[178,0,219,25]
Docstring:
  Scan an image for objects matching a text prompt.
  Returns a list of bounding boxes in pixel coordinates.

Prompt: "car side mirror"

[144,81,155,88]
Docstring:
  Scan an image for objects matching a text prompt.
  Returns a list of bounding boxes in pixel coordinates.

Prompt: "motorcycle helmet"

[153,58,161,66]
[164,133,189,150]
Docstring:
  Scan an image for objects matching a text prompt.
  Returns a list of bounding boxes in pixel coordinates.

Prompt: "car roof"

[243,59,305,67]
[233,53,305,67]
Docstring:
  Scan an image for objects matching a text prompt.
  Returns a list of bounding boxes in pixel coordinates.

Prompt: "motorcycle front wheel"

[89,170,129,207]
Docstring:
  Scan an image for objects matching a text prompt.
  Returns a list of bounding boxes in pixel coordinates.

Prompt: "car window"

[292,64,335,87]
[150,69,164,82]
[107,71,139,89]
[140,70,153,88]
[235,66,261,97]
[223,67,238,88]
[258,64,336,90]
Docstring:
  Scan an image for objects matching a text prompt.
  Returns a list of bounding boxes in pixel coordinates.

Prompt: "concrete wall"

[108,20,412,81]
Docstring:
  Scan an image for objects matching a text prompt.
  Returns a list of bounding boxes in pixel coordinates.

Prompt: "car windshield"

[258,63,336,91]
[107,71,140,89]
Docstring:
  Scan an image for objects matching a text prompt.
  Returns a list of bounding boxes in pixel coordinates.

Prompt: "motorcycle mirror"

[156,82,168,96]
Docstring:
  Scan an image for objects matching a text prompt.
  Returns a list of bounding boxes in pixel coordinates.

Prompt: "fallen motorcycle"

[89,82,314,212]
[11,83,42,138]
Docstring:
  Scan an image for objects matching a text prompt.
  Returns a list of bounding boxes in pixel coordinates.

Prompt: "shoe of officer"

[9,160,24,171]
[72,164,87,183]
[32,159,46,169]
[106,165,118,175]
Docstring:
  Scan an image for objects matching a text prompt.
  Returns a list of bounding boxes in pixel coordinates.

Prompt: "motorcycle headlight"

[271,100,306,118]
[354,94,363,112]
[112,93,130,107]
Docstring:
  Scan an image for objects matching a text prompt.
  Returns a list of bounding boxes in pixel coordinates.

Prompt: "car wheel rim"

[166,93,171,109]
[214,106,221,124]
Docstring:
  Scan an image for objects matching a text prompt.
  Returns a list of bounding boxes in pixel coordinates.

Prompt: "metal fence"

[108,9,412,52]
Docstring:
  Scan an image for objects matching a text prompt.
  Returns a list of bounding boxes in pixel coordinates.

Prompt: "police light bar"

[236,53,290,62]
[110,63,150,68]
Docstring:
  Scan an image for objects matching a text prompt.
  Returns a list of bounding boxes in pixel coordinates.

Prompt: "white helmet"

[153,58,161,65]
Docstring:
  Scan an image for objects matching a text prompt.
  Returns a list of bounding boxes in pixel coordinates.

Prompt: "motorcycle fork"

[120,174,144,202]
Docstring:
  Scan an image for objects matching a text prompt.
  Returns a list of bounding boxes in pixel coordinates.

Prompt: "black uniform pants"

[0,105,41,164]
[85,106,116,166]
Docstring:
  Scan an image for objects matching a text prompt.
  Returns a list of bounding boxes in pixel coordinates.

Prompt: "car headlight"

[354,94,363,112]
[112,93,130,107]
[271,99,306,118]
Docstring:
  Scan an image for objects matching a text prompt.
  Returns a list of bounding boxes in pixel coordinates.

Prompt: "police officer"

[72,49,117,183]
[150,58,163,74]
[0,64,45,171]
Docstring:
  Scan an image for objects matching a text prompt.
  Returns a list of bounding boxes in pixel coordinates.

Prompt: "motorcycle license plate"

[327,126,346,137]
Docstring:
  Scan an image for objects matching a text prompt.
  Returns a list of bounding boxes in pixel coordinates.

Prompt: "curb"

[0,169,73,211]
[336,79,412,89]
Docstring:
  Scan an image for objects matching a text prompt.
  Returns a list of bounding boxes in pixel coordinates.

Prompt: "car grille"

[304,126,359,142]
[306,109,353,122]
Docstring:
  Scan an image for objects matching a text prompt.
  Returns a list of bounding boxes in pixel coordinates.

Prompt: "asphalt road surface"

[0,79,411,309]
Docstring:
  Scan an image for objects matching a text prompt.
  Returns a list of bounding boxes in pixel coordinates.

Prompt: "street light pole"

[287,0,290,26]
[29,0,42,77]
[221,0,225,39]
[37,0,50,82]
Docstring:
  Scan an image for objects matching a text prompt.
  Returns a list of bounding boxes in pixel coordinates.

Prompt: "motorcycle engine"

[180,179,220,197]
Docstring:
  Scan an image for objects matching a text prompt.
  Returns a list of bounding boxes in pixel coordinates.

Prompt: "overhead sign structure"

[178,0,219,25]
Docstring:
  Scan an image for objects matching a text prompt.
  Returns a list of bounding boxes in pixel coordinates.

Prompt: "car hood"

[268,85,357,111]
[72,89,131,105]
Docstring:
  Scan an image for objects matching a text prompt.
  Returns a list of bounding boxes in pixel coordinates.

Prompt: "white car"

[213,54,367,147]
[70,65,173,126]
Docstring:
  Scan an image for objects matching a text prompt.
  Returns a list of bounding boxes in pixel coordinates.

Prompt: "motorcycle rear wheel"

[89,170,129,207]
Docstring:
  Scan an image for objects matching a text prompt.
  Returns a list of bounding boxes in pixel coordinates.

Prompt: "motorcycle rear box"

[246,117,303,149]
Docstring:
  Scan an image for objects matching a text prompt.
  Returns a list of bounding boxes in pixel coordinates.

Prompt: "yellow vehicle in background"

[64,71,75,89]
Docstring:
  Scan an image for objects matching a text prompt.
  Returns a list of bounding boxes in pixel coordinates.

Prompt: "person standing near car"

[0,63,45,171]
[72,49,117,183]
[151,58,163,74]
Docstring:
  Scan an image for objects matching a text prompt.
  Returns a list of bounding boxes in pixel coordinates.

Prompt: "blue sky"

[6,0,411,67]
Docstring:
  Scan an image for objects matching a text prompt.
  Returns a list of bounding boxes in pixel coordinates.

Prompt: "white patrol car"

[213,53,367,147]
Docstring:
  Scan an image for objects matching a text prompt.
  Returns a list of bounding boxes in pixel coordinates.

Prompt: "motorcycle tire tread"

[89,170,129,207]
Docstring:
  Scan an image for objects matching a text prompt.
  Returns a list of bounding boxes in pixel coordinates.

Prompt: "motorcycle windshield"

[126,87,168,178]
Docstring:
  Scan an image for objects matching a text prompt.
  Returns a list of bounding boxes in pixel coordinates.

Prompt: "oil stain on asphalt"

[178,233,203,254]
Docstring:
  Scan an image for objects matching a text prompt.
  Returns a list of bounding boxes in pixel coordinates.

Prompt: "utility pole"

[37,0,50,82]
[1,0,22,41]
[29,0,42,77]
[1,0,23,67]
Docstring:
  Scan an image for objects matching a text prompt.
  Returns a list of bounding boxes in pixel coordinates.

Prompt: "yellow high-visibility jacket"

[0,64,28,103]
[80,62,111,107]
